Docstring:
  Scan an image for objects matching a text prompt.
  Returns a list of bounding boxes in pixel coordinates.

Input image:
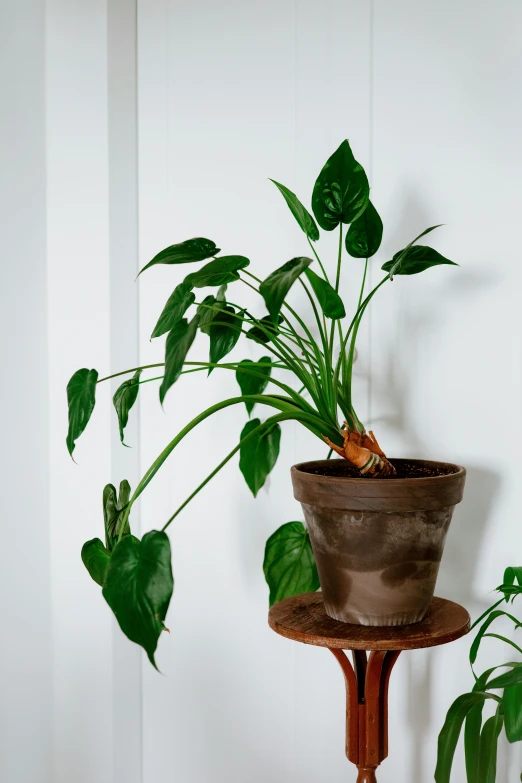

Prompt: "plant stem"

[98,363,165,384]
[306,236,329,282]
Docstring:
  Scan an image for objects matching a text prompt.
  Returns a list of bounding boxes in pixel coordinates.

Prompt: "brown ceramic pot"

[291,458,466,627]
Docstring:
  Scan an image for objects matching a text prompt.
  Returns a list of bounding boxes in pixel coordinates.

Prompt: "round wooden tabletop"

[268,593,470,651]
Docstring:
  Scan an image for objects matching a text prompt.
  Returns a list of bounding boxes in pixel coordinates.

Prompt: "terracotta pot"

[291,458,466,627]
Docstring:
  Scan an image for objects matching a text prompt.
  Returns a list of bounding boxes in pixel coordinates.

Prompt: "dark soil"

[304,460,459,480]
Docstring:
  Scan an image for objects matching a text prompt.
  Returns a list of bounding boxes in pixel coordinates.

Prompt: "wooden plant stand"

[268,593,469,783]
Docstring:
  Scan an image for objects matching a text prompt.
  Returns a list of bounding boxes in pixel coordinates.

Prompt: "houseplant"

[67,139,465,667]
[436,567,522,782]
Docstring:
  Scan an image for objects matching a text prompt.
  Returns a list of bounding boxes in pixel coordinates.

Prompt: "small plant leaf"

[239,417,281,497]
[311,140,370,231]
[435,692,494,783]
[263,521,320,606]
[184,256,250,288]
[504,683,522,743]
[382,245,457,276]
[304,268,345,319]
[66,368,98,456]
[103,480,132,550]
[81,538,111,587]
[151,282,196,339]
[345,200,383,258]
[208,305,241,367]
[197,295,221,334]
[259,257,312,321]
[102,531,174,668]
[246,315,283,344]
[470,610,522,664]
[113,370,142,446]
[477,709,503,783]
[138,237,219,275]
[159,315,199,404]
[269,179,319,241]
[235,357,272,415]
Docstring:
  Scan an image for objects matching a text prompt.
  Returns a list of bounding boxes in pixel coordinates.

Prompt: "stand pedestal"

[268,593,469,782]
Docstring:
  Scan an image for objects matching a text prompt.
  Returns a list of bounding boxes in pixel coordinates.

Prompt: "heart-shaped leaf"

[504,683,522,743]
[208,305,241,367]
[269,179,319,241]
[66,368,98,456]
[239,417,281,497]
[113,370,141,446]
[184,256,250,288]
[151,282,196,339]
[104,480,132,550]
[304,268,345,319]
[382,245,457,276]
[159,315,199,404]
[246,315,283,344]
[345,200,383,258]
[102,531,174,668]
[138,237,219,275]
[259,257,312,321]
[81,538,111,587]
[311,140,369,231]
[263,521,320,606]
[235,357,272,415]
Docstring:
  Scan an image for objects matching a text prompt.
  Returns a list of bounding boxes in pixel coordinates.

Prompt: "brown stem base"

[324,423,396,477]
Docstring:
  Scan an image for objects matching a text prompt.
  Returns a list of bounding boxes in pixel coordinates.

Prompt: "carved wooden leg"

[329,648,401,781]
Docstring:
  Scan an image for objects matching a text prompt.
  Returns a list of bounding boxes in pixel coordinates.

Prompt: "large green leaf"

[487,663,522,689]
[208,305,242,367]
[113,370,141,446]
[239,418,281,497]
[81,538,111,587]
[465,668,498,783]
[269,179,319,241]
[103,531,173,668]
[66,368,98,456]
[504,683,522,743]
[304,268,345,319]
[151,282,196,339]
[382,245,457,276]
[435,692,494,783]
[263,521,320,606]
[311,140,369,231]
[184,256,250,288]
[103,480,131,550]
[259,257,312,321]
[138,237,219,276]
[159,315,199,404]
[197,295,220,334]
[246,314,283,344]
[345,200,383,258]
[477,709,503,783]
[235,357,272,415]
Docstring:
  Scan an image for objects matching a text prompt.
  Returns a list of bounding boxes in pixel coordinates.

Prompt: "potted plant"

[436,567,522,782]
[67,139,466,667]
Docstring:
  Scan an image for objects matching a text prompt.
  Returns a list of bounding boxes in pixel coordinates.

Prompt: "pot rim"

[292,457,466,484]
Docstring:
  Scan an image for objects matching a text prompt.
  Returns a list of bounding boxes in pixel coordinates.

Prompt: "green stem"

[98,363,164,384]
[306,236,329,282]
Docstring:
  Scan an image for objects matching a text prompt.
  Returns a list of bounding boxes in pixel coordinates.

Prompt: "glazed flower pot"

[291,458,466,626]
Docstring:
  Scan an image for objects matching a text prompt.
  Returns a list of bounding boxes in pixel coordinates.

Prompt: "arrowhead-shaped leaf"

[151,282,196,338]
[113,370,141,445]
[103,480,132,550]
[311,140,369,231]
[269,179,319,241]
[208,305,242,367]
[81,538,111,587]
[235,357,272,415]
[246,315,283,344]
[138,237,219,275]
[263,521,320,606]
[345,200,383,258]
[382,245,457,276]
[304,268,345,319]
[159,315,199,404]
[259,257,312,321]
[184,255,250,288]
[102,531,174,668]
[66,368,98,456]
[239,417,281,497]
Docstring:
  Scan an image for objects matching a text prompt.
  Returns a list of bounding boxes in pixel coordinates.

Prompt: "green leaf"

[269,179,319,241]
[197,295,220,334]
[345,200,383,258]
[465,668,499,783]
[102,531,174,668]
[239,417,281,497]
[487,663,522,690]
[311,140,370,231]
[159,315,199,404]
[208,305,242,367]
[81,538,111,587]
[435,692,492,783]
[151,282,196,339]
[113,370,141,446]
[103,480,132,550]
[235,357,271,415]
[246,314,283,344]
[66,368,98,456]
[477,709,503,783]
[504,683,522,742]
[184,256,249,288]
[259,257,312,321]
[138,237,219,275]
[216,284,227,301]
[382,245,457,276]
[500,566,522,602]
[304,268,345,319]
[263,521,320,606]
[471,610,522,664]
